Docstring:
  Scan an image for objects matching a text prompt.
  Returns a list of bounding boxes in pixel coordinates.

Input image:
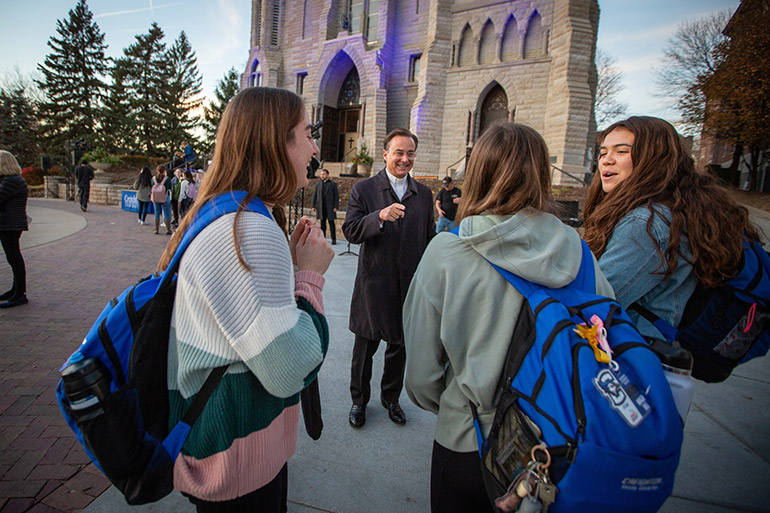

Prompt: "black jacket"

[312,178,339,220]
[0,174,29,232]
[342,169,435,343]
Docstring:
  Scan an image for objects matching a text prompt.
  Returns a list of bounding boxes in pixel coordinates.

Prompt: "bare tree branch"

[654,9,732,134]
[594,49,628,129]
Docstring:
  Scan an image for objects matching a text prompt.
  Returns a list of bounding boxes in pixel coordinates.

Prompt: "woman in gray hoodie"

[403,123,614,513]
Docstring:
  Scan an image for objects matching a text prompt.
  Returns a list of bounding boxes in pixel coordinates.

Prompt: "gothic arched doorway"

[318,53,363,163]
[479,84,509,137]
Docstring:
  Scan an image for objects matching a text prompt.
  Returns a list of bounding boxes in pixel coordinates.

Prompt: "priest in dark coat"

[342,128,435,429]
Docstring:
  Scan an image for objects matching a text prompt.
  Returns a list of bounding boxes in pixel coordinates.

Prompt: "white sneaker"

[138,219,142,224]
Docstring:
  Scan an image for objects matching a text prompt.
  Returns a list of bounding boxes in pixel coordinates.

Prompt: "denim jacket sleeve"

[598,208,670,310]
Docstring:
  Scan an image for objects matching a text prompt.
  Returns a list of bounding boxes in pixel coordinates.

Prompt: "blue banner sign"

[121,190,154,214]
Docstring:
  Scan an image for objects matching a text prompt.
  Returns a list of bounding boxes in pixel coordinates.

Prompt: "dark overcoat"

[0,174,29,232]
[342,168,435,344]
[312,178,339,220]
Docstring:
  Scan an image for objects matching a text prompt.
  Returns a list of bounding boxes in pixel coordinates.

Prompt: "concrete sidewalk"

[1,198,769,512]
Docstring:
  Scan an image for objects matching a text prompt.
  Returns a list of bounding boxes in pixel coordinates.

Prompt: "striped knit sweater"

[168,210,328,501]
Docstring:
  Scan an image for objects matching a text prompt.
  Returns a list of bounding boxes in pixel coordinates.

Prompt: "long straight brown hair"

[157,86,304,271]
[456,122,555,222]
[583,116,760,287]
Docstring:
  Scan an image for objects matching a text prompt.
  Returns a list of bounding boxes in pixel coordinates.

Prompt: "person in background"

[582,115,761,341]
[311,168,339,245]
[133,166,153,225]
[75,159,94,212]
[0,150,30,308]
[179,169,196,219]
[342,128,435,428]
[170,168,182,228]
[158,86,333,512]
[151,166,173,235]
[403,123,614,512]
[434,176,462,233]
[181,141,195,170]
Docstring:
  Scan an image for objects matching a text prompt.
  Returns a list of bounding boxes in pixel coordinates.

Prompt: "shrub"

[21,166,46,186]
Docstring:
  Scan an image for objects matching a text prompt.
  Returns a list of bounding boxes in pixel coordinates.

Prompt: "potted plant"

[84,149,123,171]
[351,141,374,176]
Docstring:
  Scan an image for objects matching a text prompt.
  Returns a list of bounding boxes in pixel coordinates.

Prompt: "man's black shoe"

[0,289,14,301]
[0,295,28,308]
[349,405,366,428]
[381,399,406,425]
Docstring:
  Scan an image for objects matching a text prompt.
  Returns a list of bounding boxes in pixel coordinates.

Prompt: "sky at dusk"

[0,0,741,124]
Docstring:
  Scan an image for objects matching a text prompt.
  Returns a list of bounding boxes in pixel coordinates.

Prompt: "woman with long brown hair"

[583,116,760,341]
[161,87,334,512]
[403,123,613,513]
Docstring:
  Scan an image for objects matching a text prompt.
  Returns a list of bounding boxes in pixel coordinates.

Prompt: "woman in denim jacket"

[582,116,760,340]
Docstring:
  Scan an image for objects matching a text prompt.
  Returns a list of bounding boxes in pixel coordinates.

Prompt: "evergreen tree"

[36,0,109,159]
[119,22,168,156]
[201,67,241,154]
[0,86,42,167]
[161,31,203,156]
[100,60,135,154]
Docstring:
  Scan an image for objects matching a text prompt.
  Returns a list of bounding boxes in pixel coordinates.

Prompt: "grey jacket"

[404,209,614,452]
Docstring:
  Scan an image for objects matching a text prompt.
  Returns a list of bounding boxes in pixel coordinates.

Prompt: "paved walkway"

[1,198,769,513]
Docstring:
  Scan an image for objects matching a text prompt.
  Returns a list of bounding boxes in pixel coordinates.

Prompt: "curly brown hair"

[583,116,760,287]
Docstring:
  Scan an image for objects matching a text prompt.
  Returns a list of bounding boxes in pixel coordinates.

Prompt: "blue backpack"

[56,192,270,505]
[631,239,770,383]
[473,241,683,513]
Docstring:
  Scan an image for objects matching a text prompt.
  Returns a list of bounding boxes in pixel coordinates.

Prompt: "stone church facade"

[243,0,599,183]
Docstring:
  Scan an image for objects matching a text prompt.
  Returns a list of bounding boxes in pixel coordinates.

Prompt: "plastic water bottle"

[61,352,111,413]
[650,339,694,423]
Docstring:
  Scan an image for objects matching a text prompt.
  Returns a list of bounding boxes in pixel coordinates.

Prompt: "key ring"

[530,444,551,469]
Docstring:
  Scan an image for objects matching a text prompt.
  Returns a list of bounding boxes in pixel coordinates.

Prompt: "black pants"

[0,231,25,296]
[78,185,90,209]
[171,198,179,224]
[186,464,288,513]
[319,216,336,243]
[350,335,406,406]
[431,441,494,513]
[137,200,150,221]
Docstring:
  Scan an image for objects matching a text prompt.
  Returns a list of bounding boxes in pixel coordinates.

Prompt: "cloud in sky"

[95,2,182,19]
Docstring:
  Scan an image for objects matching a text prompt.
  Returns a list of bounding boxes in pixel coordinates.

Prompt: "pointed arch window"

[479,84,509,137]
[479,20,496,64]
[250,60,263,87]
[501,15,518,61]
[524,11,547,59]
[458,24,474,67]
[338,68,360,106]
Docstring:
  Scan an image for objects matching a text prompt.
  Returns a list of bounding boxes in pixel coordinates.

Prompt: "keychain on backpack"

[495,444,557,512]
[574,314,654,427]
[574,315,612,364]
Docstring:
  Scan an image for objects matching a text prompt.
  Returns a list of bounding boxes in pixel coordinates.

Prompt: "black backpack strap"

[629,302,678,342]
[181,365,228,426]
[161,364,228,459]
